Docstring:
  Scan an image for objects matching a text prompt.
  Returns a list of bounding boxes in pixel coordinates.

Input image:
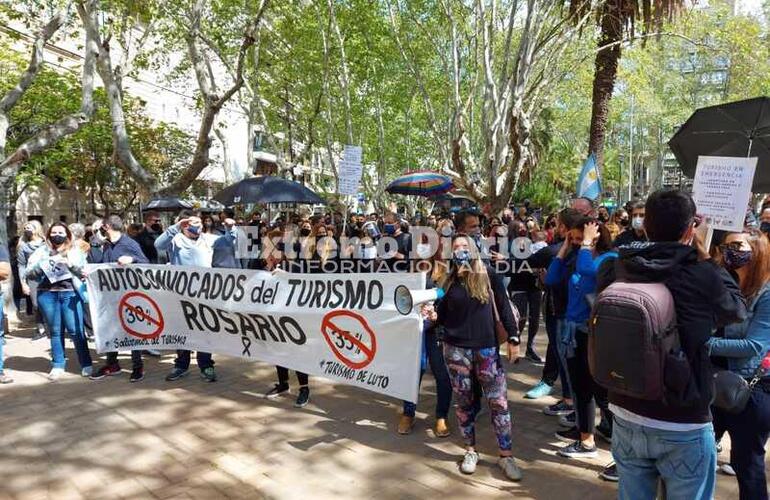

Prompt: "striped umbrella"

[385,171,455,197]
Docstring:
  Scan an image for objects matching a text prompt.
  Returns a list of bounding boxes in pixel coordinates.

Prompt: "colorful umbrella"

[385,171,455,197]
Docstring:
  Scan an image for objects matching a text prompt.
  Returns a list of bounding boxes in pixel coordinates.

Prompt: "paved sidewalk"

[0,318,751,499]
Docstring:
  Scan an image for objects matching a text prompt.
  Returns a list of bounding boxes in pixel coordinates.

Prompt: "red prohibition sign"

[320,309,378,370]
[118,291,165,340]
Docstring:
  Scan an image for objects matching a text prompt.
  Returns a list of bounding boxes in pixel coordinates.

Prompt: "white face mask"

[416,243,433,259]
[632,216,644,231]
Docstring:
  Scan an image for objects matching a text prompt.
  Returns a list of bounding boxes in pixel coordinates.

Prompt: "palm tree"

[570,0,683,172]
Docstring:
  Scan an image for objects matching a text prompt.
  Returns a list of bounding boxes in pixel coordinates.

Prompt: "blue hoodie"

[545,247,617,323]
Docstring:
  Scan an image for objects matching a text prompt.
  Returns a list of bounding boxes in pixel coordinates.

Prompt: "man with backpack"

[592,190,747,499]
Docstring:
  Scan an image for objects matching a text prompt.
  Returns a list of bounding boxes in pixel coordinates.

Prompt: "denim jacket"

[707,283,770,378]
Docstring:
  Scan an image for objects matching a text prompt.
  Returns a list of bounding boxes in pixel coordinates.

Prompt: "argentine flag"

[576,154,601,201]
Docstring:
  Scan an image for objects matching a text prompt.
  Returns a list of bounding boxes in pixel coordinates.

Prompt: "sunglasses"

[719,241,745,252]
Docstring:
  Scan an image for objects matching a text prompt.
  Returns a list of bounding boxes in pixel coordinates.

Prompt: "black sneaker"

[165,367,189,382]
[544,400,574,416]
[557,440,598,459]
[129,367,144,383]
[558,411,576,428]
[200,367,217,382]
[265,383,290,399]
[600,462,618,482]
[596,422,612,443]
[525,349,544,365]
[90,364,122,380]
[294,387,310,408]
[555,427,580,443]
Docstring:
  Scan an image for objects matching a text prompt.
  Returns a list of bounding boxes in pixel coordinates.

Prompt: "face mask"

[724,248,752,270]
[300,228,311,237]
[317,233,327,239]
[501,215,511,225]
[204,221,213,228]
[620,218,630,227]
[383,223,396,235]
[632,216,644,231]
[416,243,432,259]
[23,230,33,239]
[761,221,770,234]
[598,214,609,223]
[187,225,201,236]
[50,235,67,246]
[99,227,108,237]
[150,223,162,232]
[526,221,535,230]
[452,249,471,267]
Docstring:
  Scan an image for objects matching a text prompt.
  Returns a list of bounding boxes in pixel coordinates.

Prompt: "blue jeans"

[612,416,716,500]
[37,290,92,370]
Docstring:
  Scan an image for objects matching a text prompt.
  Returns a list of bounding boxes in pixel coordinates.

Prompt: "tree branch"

[0,11,67,113]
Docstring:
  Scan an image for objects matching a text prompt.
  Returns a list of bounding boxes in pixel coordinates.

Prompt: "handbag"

[712,356,768,414]
[488,282,520,346]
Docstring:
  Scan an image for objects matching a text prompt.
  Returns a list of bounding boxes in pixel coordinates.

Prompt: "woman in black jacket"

[437,234,522,481]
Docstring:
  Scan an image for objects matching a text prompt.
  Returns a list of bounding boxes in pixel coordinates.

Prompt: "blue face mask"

[187,225,201,236]
[452,249,471,267]
[383,223,396,235]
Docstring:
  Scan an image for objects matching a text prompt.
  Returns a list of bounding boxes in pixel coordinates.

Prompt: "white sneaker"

[81,366,93,377]
[48,367,65,380]
[720,463,737,476]
[460,451,479,474]
[498,456,523,482]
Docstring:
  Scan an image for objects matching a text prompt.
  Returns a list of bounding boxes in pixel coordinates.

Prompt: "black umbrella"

[141,197,193,212]
[214,176,325,205]
[668,96,770,191]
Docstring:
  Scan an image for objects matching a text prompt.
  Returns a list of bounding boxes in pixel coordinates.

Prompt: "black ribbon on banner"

[241,335,252,356]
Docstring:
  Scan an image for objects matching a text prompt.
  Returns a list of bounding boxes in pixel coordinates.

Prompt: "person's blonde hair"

[438,235,490,303]
[18,220,44,251]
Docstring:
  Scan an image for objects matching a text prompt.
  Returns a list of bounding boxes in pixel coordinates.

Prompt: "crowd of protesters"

[1,190,769,498]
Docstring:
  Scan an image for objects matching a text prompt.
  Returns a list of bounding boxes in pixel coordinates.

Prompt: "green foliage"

[0,39,194,215]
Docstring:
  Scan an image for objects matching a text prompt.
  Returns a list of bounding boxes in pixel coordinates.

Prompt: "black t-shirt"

[613,229,647,248]
[385,232,411,272]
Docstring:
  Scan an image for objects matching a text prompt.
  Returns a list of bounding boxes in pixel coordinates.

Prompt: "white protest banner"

[338,145,363,196]
[692,156,757,231]
[86,265,425,402]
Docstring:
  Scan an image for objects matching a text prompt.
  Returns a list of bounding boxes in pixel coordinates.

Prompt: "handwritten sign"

[338,145,363,196]
[692,156,757,232]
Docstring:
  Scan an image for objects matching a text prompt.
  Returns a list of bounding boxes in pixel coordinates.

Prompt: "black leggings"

[511,290,541,351]
[277,366,308,387]
[566,329,611,435]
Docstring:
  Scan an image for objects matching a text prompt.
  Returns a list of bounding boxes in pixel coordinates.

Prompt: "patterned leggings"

[444,344,512,451]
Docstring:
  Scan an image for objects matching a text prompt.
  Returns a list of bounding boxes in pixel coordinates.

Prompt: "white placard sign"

[339,145,363,196]
[692,156,757,231]
[86,265,424,402]
[41,258,73,283]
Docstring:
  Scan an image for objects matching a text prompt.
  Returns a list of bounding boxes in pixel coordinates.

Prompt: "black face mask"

[300,228,311,237]
[23,230,33,239]
[761,221,770,234]
[50,235,67,246]
[99,227,108,237]
[620,219,630,227]
[150,223,162,232]
[598,214,609,223]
